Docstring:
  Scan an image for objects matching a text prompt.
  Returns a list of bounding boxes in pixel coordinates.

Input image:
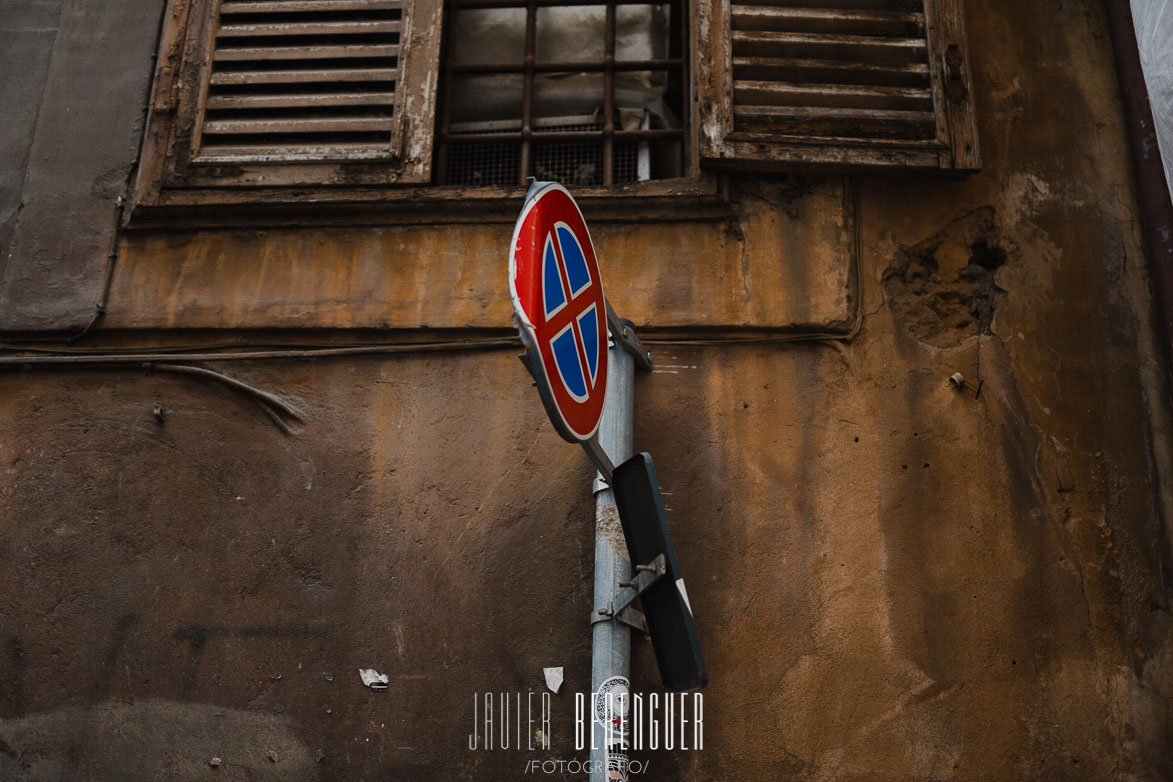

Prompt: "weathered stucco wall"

[104,175,853,334]
[2,0,1173,781]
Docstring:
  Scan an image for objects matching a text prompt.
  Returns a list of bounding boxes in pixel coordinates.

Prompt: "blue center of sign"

[542,223,600,402]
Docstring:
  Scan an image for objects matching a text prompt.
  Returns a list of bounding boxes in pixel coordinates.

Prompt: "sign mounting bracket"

[589,552,667,633]
[580,437,615,481]
[604,299,653,373]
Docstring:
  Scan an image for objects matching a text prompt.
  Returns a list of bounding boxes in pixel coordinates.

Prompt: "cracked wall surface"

[1,0,1173,780]
[882,207,1008,347]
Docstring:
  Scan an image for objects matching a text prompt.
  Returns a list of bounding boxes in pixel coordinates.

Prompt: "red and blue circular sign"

[509,184,608,442]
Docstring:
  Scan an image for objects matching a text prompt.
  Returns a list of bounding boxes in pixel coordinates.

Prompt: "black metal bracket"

[589,553,667,635]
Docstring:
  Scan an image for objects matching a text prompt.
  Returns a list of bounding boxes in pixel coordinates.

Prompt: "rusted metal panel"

[730,31,928,62]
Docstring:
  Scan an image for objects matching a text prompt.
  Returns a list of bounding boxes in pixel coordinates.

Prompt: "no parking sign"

[509,183,609,443]
[509,181,706,695]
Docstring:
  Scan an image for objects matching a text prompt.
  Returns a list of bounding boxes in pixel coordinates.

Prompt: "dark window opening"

[435,0,687,187]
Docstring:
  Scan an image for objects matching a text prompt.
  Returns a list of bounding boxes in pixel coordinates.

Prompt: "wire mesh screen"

[447,121,641,187]
[445,139,522,187]
[612,141,639,184]
[532,121,606,187]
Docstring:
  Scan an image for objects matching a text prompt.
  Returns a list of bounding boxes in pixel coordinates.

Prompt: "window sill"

[126,174,730,229]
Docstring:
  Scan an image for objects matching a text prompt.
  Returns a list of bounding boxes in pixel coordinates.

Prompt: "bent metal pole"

[590,338,634,782]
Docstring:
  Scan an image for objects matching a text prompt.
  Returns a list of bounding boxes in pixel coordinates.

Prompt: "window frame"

[133,0,718,216]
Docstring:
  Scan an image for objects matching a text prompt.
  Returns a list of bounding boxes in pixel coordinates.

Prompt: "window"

[133,0,977,210]
[135,0,443,204]
[697,0,979,172]
[434,0,688,188]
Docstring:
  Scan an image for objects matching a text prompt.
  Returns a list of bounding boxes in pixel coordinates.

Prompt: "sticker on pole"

[509,183,608,443]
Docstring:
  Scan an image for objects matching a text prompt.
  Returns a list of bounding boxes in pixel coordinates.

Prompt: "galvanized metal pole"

[590,340,634,782]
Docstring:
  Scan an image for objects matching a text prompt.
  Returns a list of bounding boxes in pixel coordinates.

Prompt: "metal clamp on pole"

[589,553,667,634]
[590,606,649,634]
[605,299,653,373]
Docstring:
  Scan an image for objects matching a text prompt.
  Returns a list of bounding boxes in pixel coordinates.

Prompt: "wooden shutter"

[137,0,442,202]
[696,0,979,172]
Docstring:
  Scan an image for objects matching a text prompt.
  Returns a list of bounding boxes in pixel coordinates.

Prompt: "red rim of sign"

[509,183,609,442]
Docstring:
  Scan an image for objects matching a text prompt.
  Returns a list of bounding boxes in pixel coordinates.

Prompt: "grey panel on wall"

[0,0,166,333]
[0,0,66,272]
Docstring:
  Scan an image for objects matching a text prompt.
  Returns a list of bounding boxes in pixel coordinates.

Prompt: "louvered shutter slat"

[205,91,397,108]
[199,0,403,161]
[212,44,400,62]
[732,57,929,87]
[216,20,402,36]
[196,143,392,159]
[209,68,399,85]
[733,82,934,111]
[733,105,937,140]
[202,116,395,133]
[219,1,404,14]
[730,8,924,36]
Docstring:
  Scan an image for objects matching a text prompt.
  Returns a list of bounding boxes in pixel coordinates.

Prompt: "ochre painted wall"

[2,0,1173,780]
[105,176,853,334]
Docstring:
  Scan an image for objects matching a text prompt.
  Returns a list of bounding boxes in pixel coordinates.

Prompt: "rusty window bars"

[435,0,687,187]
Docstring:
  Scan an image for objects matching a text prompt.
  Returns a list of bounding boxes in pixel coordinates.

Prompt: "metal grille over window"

[201,0,403,162]
[730,0,934,140]
[436,0,687,187]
